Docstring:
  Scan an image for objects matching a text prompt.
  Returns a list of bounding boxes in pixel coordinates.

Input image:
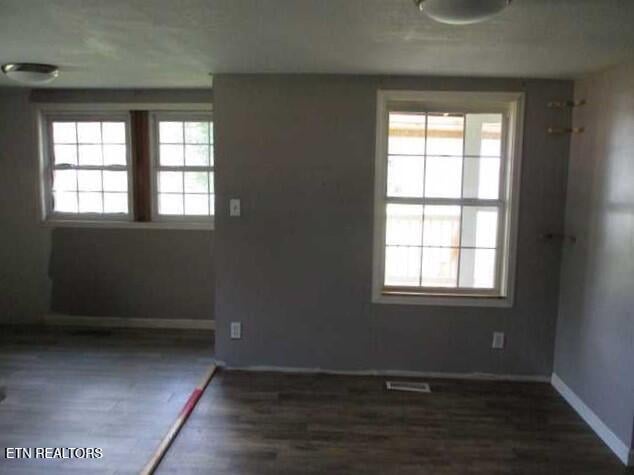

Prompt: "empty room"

[0,0,633,473]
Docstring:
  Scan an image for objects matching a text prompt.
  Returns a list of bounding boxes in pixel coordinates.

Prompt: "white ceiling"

[0,0,633,88]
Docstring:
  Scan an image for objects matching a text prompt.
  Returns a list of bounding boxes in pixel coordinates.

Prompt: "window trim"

[36,103,214,230]
[149,111,215,226]
[39,110,135,223]
[371,90,525,308]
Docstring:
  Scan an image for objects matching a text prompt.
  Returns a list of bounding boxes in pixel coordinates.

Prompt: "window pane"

[385,246,421,287]
[78,145,102,166]
[388,113,426,155]
[77,170,102,191]
[103,145,126,166]
[53,122,76,144]
[54,145,77,166]
[77,122,101,143]
[210,145,214,167]
[424,156,462,198]
[185,122,209,144]
[426,115,464,156]
[78,192,103,213]
[210,194,215,215]
[465,114,502,157]
[209,172,214,194]
[159,193,183,215]
[386,204,423,246]
[53,170,77,191]
[159,171,183,193]
[160,121,183,143]
[459,249,496,289]
[160,144,184,166]
[101,122,125,144]
[421,247,459,288]
[210,123,214,144]
[463,156,500,199]
[387,156,424,197]
[461,207,499,248]
[103,171,127,192]
[185,145,210,166]
[422,206,461,247]
[185,172,208,193]
[185,194,209,215]
[104,193,128,213]
[53,191,77,213]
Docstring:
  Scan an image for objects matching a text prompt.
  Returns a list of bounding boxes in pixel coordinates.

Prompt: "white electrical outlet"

[229,198,241,217]
[492,332,505,349]
[230,322,242,339]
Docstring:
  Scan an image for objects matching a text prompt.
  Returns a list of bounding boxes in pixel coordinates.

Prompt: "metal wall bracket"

[540,233,576,244]
[548,100,586,109]
[548,127,584,135]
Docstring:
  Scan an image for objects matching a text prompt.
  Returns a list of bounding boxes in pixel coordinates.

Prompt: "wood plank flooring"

[0,325,214,474]
[159,370,633,475]
[1,327,632,474]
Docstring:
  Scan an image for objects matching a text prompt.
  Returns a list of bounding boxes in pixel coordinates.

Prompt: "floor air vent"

[386,381,431,393]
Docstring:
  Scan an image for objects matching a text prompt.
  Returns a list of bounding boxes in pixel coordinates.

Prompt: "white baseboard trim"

[215,362,550,383]
[551,373,632,466]
[42,313,215,331]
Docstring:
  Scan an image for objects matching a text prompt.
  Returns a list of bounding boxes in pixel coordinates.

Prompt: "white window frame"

[372,90,524,307]
[39,110,134,223]
[150,111,215,227]
[36,103,212,229]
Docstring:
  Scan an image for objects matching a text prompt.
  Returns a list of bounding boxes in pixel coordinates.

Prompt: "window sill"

[373,291,513,308]
[42,219,214,231]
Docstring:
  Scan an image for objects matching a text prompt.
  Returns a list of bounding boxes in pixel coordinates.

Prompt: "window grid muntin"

[47,117,131,218]
[384,109,506,293]
[154,116,214,220]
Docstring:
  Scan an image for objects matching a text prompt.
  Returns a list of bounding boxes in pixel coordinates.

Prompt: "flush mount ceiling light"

[1,63,59,85]
[414,0,512,25]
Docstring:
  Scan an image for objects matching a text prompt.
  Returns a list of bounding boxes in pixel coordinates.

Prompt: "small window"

[152,114,214,221]
[44,115,131,219]
[373,91,524,306]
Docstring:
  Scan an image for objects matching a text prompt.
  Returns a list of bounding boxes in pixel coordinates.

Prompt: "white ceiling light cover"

[418,0,512,25]
[1,63,59,85]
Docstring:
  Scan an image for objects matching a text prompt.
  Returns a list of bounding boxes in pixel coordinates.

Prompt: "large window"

[39,106,213,228]
[45,115,131,218]
[372,91,523,306]
[153,114,214,221]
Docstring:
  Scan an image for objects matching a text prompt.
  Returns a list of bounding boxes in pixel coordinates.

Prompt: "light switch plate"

[492,332,505,349]
[230,199,241,217]
[230,322,242,339]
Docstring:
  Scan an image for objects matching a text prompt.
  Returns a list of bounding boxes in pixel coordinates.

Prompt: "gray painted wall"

[49,228,213,319]
[0,89,51,323]
[214,75,573,376]
[0,88,215,322]
[554,64,634,448]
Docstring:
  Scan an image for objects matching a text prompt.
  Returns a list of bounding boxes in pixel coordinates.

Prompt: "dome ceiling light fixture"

[1,63,59,85]
[413,0,513,25]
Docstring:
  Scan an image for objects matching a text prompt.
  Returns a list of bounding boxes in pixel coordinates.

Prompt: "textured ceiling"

[0,0,633,88]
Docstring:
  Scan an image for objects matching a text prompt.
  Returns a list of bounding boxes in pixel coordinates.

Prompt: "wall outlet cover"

[230,322,242,339]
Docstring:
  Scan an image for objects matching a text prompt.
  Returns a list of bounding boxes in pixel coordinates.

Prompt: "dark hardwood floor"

[0,325,214,474]
[1,327,631,474]
[159,370,632,475]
